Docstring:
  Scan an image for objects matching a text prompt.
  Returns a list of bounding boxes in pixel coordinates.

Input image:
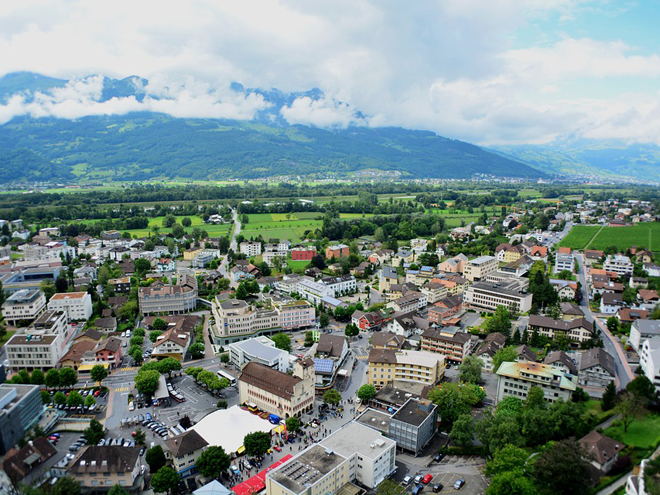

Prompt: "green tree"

[476,411,524,457]
[149,330,163,343]
[323,389,342,406]
[485,306,512,337]
[152,318,168,331]
[40,390,52,404]
[182,217,192,227]
[157,357,182,377]
[532,439,591,495]
[40,280,56,301]
[485,444,529,477]
[458,356,483,384]
[285,417,301,433]
[319,313,330,328]
[345,323,359,337]
[195,445,231,479]
[108,485,130,495]
[83,419,106,445]
[521,408,553,446]
[30,369,45,385]
[627,375,657,405]
[271,333,292,352]
[486,471,535,495]
[244,431,272,456]
[524,386,546,410]
[189,342,205,359]
[145,445,167,472]
[616,390,645,433]
[130,345,144,364]
[85,395,96,408]
[492,346,518,373]
[130,335,144,347]
[376,479,406,495]
[357,384,377,402]
[607,316,619,334]
[220,353,229,363]
[428,382,471,426]
[66,390,84,407]
[602,381,617,411]
[90,364,108,386]
[548,399,588,439]
[496,396,524,419]
[53,391,67,405]
[450,413,475,447]
[235,283,249,300]
[52,476,81,495]
[151,466,179,494]
[135,370,160,396]
[134,428,146,446]
[59,367,78,387]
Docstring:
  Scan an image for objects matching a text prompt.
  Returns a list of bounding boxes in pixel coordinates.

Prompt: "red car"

[94,390,101,397]
[274,446,282,452]
[422,474,433,484]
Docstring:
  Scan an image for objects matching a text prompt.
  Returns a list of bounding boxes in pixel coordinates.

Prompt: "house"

[554,253,575,274]
[59,340,97,369]
[617,307,649,324]
[559,302,584,320]
[164,429,209,477]
[630,277,648,289]
[67,446,144,494]
[368,349,445,389]
[93,336,123,369]
[579,347,616,388]
[528,315,594,345]
[584,250,604,265]
[600,293,624,315]
[640,339,660,393]
[579,431,624,474]
[516,345,538,362]
[93,317,118,333]
[410,238,428,254]
[550,279,578,299]
[593,281,624,295]
[155,258,176,272]
[419,282,448,305]
[630,319,660,351]
[496,361,577,404]
[325,244,349,259]
[644,263,660,277]
[437,254,467,274]
[428,295,463,325]
[387,291,427,313]
[495,243,524,263]
[352,310,383,331]
[2,436,57,484]
[530,245,549,261]
[152,326,193,361]
[371,332,406,351]
[291,247,316,261]
[638,289,660,310]
[474,333,507,371]
[392,250,415,267]
[635,249,654,264]
[420,326,471,363]
[239,241,262,257]
[543,351,577,375]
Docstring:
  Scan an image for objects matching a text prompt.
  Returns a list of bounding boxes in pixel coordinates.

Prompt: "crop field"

[243,213,322,241]
[123,215,232,238]
[560,223,660,253]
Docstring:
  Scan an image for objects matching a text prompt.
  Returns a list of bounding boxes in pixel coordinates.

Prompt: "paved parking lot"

[393,455,488,495]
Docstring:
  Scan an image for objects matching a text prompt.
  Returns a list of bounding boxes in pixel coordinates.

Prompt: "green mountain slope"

[0,114,543,182]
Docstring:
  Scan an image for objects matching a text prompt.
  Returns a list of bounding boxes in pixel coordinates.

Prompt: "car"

[453,479,466,490]
[402,475,413,485]
[274,445,282,452]
[433,453,444,463]
[432,484,443,493]
[138,414,144,422]
[145,413,152,421]
[412,486,423,495]
[69,445,80,452]
[66,453,75,461]
[94,390,101,397]
[414,475,423,485]
[128,401,135,411]
[422,474,433,484]
[139,447,146,456]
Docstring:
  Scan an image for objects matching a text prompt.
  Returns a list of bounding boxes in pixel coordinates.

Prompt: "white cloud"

[281,97,365,128]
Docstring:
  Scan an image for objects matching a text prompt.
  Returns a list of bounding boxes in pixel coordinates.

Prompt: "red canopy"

[232,455,293,495]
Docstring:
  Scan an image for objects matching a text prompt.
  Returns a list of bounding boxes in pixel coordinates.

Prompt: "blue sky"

[0,0,659,146]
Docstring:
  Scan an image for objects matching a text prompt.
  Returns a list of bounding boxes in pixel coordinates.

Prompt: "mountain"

[0,72,544,183]
[491,139,660,184]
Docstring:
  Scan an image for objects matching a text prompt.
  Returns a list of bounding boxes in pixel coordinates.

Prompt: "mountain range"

[0,72,656,184]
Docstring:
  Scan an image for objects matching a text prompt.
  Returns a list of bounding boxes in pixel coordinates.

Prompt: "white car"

[129,401,135,411]
[403,475,413,485]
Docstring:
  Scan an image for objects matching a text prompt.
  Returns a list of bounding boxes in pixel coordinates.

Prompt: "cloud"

[281,97,365,128]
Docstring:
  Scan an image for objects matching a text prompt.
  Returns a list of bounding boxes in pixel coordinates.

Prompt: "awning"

[78,363,110,372]
[272,424,285,434]
[236,446,245,455]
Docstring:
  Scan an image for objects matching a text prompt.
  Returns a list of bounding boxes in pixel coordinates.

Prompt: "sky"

[0,0,659,146]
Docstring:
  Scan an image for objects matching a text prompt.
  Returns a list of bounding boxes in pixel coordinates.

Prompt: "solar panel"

[314,358,334,373]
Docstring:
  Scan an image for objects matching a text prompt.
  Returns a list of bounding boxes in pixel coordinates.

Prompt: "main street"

[575,253,634,388]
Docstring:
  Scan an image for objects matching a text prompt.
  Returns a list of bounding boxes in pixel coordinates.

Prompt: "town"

[0,183,659,495]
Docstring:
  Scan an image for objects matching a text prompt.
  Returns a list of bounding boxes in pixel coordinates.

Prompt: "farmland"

[558,226,602,250]
[242,213,322,242]
[560,223,660,253]
[125,215,232,238]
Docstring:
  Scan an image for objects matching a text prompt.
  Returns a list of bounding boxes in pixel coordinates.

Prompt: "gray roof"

[633,319,660,335]
[231,338,286,362]
[579,347,616,377]
[218,299,248,310]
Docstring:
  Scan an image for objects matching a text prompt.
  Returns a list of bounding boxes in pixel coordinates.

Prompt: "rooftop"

[320,421,395,460]
[268,444,346,494]
[497,361,577,391]
[50,291,88,300]
[230,338,286,362]
[355,408,391,433]
[391,398,436,427]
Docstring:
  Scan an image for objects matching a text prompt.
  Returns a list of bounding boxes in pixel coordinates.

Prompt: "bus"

[216,369,237,387]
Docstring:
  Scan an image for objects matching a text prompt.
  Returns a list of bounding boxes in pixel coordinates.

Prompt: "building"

[378,266,398,292]
[138,275,198,315]
[554,253,575,274]
[387,291,427,313]
[603,254,634,277]
[5,310,71,371]
[544,351,577,375]
[278,301,316,331]
[266,421,396,495]
[579,431,624,474]
[474,333,507,371]
[263,250,289,267]
[527,315,595,345]
[238,359,315,418]
[2,436,57,485]
[239,241,262,257]
[420,326,471,364]
[67,446,144,493]
[368,349,445,389]
[325,244,350,259]
[297,278,333,305]
[579,347,616,388]
[320,275,357,297]
[1,289,47,325]
[351,310,383,332]
[164,429,209,477]
[388,398,438,456]
[47,291,93,321]
[600,293,624,315]
[495,243,524,263]
[463,281,533,313]
[152,327,192,361]
[109,277,131,294]
[428,295,463,325]
[291,247,316,261]
[419,282,448,305]
[640,339,660,393]
[229,337,290,373]
[463,255,498,282]
[437,254,467,274]
[370,332,406,351]
[211,299,279,344]
[0,384,44,455]
[495,361,577,404]
[630,320,660,351]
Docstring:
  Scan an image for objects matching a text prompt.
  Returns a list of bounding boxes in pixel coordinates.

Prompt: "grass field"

[560,223,660,252]
[605,414,660,448]
[243,213,321,241]
[0,330,15,349]
[123,215,232,238]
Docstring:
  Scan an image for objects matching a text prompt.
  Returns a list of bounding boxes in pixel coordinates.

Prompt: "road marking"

[114,386,130,392]
[119,367,137,372]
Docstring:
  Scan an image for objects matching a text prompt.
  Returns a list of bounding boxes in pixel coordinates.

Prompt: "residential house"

[617,308,649,324]
[368,349,445,389]
[543,351,577,375]
[391,250,414,267]
[325,244,349,259]
[352,310,383,332]
[419,282,448,305]
[638,289,660,310]
[516,345,538,363]
[640,339,660,393]
[579,347,616,388]
[93,317,118,333]
[164,429,209,477]
[437,254,467,274]
[554,253,575,274]
[550,279,578,299]
[559,302,584,320]
[428,295,463,325]
[0,385,44,455]
[579,431,624,474]
[495,361,577,404]
[387,292,427,313]
[530,245,549,262]
[371,332,406,351]
[600,293,624,315]
[420,326,471,363]
[474,333,507,371]
[291,247,316,261]
[528,315,594,345]
[67,446,144,494]
[152,326,192,361]
[2,436,57,483]
[496,243,525,263]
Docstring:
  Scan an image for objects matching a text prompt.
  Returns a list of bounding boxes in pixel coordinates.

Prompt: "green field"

[243,213,321,241]
[605,414,660,448]
[124,215,232,238]
[0,330,15,349]
[560,223,660,252]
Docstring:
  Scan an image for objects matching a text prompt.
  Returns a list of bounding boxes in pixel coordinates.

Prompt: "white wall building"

[47,292,93,321]
[240,241,262,257]
[229,336,290,373]
[604,254,634,277]
[1,289,47,325]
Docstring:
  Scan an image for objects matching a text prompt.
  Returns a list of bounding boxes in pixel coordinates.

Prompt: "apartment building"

[387,291,428,313]
[0,384,44,455]
[495,243,524,263]
[278,300,316,331]
[1,289,46,325]
[108,277,131,294]
[527,315,595,345]
[297,278,333,305]
[6,310,71,371]
[428,295,463,325]
[138,275,198,315]
[554,253,575,274]
[266,421,396,495]
[603,254,634,277]
[388,398,438,456]
[263,250,289,267]
[291,247,316,261]
[164,429,208,477]
[420,326,471,364]
[47,291,93,321]
[325,244,350,259]
[630,319,660,351]
[238,359,315,418]
[368,349,445,389]
[211,299,279,344]
[496,361,577,404]
[378,266,398,292]
[419,282,448,305]
[319,275,357,297]
[229,336,290,373]
[67,446,144,494]
[463,255,498,282]
[240,241,262,257]
[640,339,660,393]
[463,281,533,313]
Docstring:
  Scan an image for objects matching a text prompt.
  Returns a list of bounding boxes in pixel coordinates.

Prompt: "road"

[218,207,240,287]
[575,253,634,388]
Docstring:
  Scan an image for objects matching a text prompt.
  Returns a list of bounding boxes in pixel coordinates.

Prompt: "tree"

[149,330,163,343]
[152,318,168,331]
[486,471,535,495]
[220,353,229,363]
[607,316,619,334]
[120,300,138,321]
[52,476,81,495]
[151,466,179,494]
[376,479,406,495]
[145,445,167,472]
[55,276,68,293]
[30,369,45,385]
[492,346,518,373]
[476,411,524,457]
[90,365,108,386]
[182,217,192,227]
[83,419,105,445]
[524,386,546,410]
[67,390,84,407]
[345,323,359,337]
[323,389,342,406]
[458,356,483,384]
[271,333,292,352]
[135,370,160,396]
[41,390,52,404]
[485,444,529,477]
[319,313,330,328]
[59,367,78,387]
[189,342,205,359]
[602,381,617,411]
[450,413,475,447]
[85,395,96,407]
[496,396,524,419]
[357,384,377,402]
[428,382,471,426]
[53,391,67,405]
[40,280,56,301]
[130,345,144,364]
[196,445,231,479]
[108,485,131,495]
[521,408,553,446]
[532,439,592,495]
[627,375,657,406]
[285,417,300,433]
[616,390,645,433]
[244,431,271,456]
[235,283,249,300]
[485,306,512,336]
[134,428,146,446]
[158,357,182,377]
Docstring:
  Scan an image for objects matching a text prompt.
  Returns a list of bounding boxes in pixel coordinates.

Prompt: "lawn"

[243,213,323,242]
[561,222,660,253]
[605,414,660,448]
[287,260,310,271]
[558,225,602,250]
[123,215,232,238]
[0,330,15,349]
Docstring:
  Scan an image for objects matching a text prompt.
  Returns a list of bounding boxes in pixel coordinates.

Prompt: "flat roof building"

[0,384,44,455]
[1,289,47,325]
[496,361,577,404]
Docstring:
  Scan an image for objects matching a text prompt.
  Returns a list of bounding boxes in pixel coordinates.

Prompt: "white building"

[263,250,289,267]
[630,320,660,352]
[5,310,71,370]
[47,292,93,321]
[554,253,575,274]
[496,361,577,404]
[464,281,533,313]
[229,336,290,373]
[1,289,47,325]
[320,275,357,297]
[239,241,262,257]
[640,339,660,393]
[463,255,498,282]
[297,278,333,305]
[603,254,634,277]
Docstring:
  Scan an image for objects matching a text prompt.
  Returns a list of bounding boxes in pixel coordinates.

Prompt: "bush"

[217,400,228,409]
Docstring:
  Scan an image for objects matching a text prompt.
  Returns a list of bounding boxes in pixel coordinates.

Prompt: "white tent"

[192,406,273,453]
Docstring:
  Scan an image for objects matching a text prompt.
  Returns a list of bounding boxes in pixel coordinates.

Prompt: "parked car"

[403,475,413,485]
[414,475,423,485]
[423,474,433,484]
[433,453,444,463]
[453,479,466,490]
[412,485,423,495]
[432,484,443,493]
